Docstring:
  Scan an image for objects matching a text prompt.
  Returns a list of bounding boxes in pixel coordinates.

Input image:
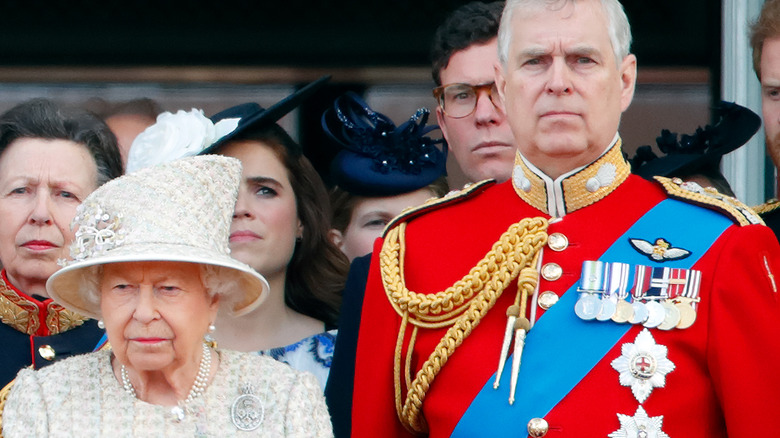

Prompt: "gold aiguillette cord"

[493,251,541,404]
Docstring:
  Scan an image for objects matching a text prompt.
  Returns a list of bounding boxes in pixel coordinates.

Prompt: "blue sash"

[451,199,731,437]
[93,332,108,351]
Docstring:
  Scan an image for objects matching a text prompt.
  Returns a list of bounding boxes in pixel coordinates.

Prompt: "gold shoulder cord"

[381,217,548,434]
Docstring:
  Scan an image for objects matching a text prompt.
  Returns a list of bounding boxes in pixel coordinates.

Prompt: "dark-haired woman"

[124,78,349,389]
[213,122,348,389]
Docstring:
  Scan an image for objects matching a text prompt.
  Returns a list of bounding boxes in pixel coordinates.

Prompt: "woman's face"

[100,261,219,373]
[221,141,302,283]
[333,187,434,261]
[0,138,98,290]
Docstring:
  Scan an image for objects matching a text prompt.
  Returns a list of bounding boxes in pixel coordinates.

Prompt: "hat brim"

[46,243,269,320]
[202,75,331,155]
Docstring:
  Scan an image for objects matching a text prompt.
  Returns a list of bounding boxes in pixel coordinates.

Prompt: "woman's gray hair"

[82,263,245,317]
[498,0,632,68]
[0,98,123,187]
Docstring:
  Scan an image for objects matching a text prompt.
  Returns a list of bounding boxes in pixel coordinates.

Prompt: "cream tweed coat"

[2,349,333,437]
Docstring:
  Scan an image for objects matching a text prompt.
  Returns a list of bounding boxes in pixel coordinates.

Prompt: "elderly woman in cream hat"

[1,155,333,437]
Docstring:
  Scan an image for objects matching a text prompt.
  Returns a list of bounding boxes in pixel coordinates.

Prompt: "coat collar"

[511,134,631,217]
[0,270,89,336]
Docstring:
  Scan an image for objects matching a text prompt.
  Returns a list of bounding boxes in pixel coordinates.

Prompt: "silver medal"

[629,301,648,324]
[657,301,681,330]
[231,384,265,431]
[596,297,617,321]
[643,301,665,328]
[574,294,602,320]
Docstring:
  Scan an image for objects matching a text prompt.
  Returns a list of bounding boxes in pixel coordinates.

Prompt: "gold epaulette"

[654,176,764,226]
[752,199,780,216]
[382,179,495,237]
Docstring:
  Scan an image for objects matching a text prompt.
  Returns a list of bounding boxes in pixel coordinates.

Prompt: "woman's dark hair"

[0,98,123,185]
[228,124,349,327]
[330,176,449,233]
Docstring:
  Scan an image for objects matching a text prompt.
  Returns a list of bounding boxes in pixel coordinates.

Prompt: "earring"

[97,320,105,329]
[204,323,217,349]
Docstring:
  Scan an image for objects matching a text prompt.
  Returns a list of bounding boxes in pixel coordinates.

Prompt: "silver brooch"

[69,201,126,263]
[611,329,675,403]
[609,405,669,438]
[231,383,264,431]
[170,404,186,423]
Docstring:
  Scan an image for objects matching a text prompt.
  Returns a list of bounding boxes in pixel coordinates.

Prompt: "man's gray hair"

[498,0,632,67]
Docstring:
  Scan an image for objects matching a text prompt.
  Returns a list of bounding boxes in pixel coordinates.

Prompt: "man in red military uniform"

[346,0,780,436]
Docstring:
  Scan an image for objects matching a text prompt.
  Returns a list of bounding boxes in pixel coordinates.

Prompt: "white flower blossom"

[125,109,240,173]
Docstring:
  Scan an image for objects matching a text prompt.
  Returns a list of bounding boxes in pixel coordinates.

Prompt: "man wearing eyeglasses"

[431,1,516,184]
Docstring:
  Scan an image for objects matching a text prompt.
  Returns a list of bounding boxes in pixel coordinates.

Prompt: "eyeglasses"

[432,82,499,119]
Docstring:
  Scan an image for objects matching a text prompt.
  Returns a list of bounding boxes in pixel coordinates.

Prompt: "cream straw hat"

[47,155,269,319]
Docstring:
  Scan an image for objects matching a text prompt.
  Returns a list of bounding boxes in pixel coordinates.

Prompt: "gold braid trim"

[382,217,548,434]
[655,176,764,226]
[752,199,780,215]
[45,302,87,335]
[0,276,88,335]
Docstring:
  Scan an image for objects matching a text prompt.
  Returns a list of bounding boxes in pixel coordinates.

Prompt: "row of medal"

[574,261,701,330]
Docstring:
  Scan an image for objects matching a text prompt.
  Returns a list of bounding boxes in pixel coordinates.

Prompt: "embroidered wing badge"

[629,238,690,262]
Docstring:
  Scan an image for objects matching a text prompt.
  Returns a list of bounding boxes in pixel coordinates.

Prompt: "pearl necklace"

[121,342,212,404]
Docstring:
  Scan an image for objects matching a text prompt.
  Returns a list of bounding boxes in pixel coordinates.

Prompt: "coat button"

[527,417,549,437]
[538,291,559,310]
[38,345,56,361]
[547,233,568,251]
[541,263,563,281]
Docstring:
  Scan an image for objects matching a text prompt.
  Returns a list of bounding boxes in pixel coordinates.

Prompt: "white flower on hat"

[125,109,239,173]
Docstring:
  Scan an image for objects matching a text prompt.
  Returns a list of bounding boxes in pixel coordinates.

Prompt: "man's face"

[761,36,780,170]
[436,38,517,184]
[496,0,636,179]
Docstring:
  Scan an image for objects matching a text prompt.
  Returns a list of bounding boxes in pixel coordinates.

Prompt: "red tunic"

[351,145,780,438]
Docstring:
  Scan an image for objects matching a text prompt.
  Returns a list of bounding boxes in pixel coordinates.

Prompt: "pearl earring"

[205,323,217,349]
[97,320,105,329]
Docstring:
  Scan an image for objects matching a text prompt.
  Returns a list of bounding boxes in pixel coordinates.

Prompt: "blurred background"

[0,0,758,195]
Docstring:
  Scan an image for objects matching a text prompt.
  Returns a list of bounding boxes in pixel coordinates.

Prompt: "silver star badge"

[609,405,669,438]
[611,329,675,403]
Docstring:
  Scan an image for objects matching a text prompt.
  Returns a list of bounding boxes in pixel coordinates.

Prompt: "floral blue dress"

[258,329,337,390]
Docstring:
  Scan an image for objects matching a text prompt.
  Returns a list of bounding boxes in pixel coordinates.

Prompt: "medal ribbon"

[93,332,108,351]
[450,198,731,437]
